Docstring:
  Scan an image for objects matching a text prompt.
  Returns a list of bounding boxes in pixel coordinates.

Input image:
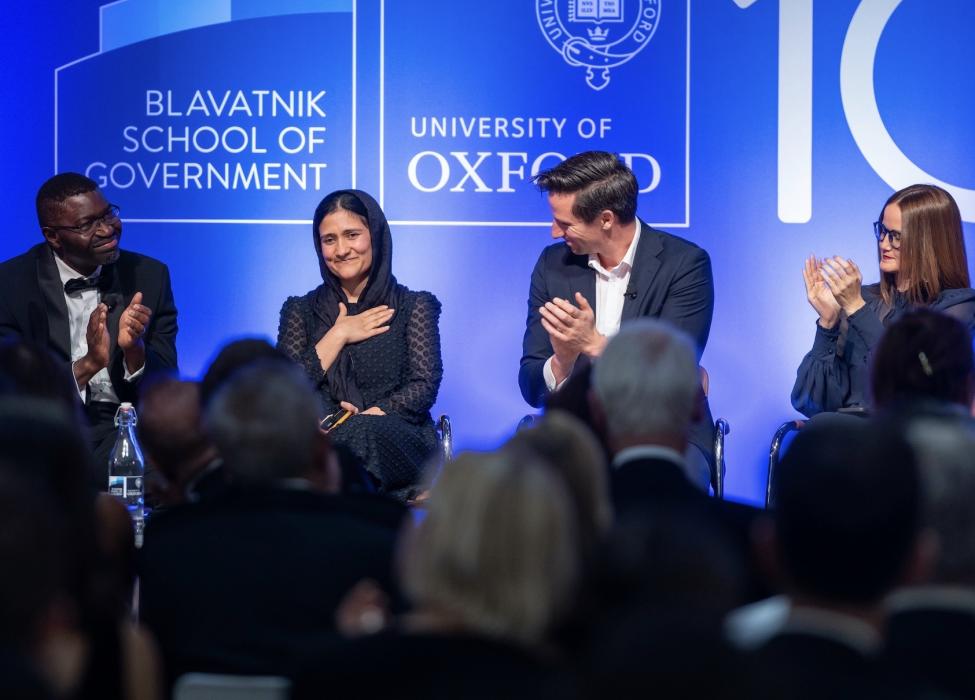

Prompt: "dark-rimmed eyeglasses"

[45,204,121,237]
[873,220,902,249]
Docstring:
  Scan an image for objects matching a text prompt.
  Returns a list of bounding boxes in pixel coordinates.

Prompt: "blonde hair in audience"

[505,410,612,550]
[401,450,578,646]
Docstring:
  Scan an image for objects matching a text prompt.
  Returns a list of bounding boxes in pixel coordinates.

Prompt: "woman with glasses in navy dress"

[792,184,975,417]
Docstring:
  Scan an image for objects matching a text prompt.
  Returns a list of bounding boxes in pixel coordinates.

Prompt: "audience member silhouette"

[138,361,404,689]
[504,409,612,557]
[137,378,221,508]
[885,417,975,698]
[751,419,929,699]
[871,308,975,414]
[0,397,161,700]
[293,450,578,699]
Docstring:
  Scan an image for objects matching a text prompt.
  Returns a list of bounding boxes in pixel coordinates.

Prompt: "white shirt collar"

[780,606,882,656]
[612,443,686,470]
[53,252,101,287]
[589,218,641,278]
[887,585,975,615]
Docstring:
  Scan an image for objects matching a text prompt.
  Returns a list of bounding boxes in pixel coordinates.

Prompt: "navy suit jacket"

[519,221,714,407]
[0,242,178,405]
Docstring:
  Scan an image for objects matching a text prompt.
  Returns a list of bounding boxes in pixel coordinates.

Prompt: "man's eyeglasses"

[46,205,121,236]
[873,220,902,249]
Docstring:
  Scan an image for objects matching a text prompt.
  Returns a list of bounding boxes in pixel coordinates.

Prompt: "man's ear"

[41,227,60,250]
[600,209,615,230]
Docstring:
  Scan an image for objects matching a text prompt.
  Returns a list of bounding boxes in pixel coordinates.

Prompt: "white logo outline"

[536,0,662,91]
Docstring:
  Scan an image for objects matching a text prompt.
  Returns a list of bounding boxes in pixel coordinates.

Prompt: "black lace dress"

[278,286,443,498]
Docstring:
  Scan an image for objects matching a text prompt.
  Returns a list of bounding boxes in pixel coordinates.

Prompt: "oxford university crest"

[536,0,661,91]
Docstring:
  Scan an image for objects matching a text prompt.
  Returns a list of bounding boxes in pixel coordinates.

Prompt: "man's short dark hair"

[200,337,289,407]
[35,172,98,227]
[533,151,638,224]
[774,418,920,604]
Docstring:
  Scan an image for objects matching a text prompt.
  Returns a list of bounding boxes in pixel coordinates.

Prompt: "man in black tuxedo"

[139,360,405,689]
[748,419,930,700]
[520,151,714,485]
[0,173,177,485]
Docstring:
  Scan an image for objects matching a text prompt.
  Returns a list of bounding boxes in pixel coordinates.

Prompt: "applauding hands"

[540,292,607,384]
[73,292,153,389]
[803,255,865,328]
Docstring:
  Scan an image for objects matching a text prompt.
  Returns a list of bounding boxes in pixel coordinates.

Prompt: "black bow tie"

[64,275,104,295]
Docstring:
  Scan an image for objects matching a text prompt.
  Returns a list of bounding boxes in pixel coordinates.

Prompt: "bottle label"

[108,476,143,500]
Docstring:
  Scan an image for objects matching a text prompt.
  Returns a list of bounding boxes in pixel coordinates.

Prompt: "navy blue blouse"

[792,283,975,417]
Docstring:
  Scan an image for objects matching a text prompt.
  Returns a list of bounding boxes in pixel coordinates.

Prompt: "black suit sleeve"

[659,246,714,361]
[519,250,553,408]
[110,261,178,402]
[143,263,178,374]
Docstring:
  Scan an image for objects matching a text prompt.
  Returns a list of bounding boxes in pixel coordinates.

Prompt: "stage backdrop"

[3,0,973,504]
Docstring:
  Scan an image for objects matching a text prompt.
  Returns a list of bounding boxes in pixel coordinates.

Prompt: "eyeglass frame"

[44,204,121,237]
[873,220,902,249]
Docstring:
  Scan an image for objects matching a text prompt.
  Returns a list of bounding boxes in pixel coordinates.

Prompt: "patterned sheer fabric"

[278,287,443,497]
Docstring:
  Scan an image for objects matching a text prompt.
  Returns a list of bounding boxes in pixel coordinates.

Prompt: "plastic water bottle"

[108,402,146,547]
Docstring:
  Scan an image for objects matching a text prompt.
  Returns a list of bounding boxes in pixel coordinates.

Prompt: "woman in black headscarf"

[278,190,443,499]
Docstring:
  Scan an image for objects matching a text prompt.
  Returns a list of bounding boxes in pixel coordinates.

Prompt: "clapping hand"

[803,256,841,328]
[84,303,111,371]
[539,293,607,385]
[118,292,152,351]
[118,292,152,373]
[819,255,865,316]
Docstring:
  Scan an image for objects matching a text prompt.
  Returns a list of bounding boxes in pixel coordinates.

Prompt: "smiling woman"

[792,184,975,417]
[276,190,444,499]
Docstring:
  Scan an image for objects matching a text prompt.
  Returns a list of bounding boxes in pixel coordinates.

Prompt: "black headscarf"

[311,190,400,408]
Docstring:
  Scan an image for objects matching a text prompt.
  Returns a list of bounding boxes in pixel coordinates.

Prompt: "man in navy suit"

[519,151,714,483]
[0,173,178,485]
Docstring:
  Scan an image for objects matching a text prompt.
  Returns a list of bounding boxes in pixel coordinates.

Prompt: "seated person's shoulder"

[861,282,882,302]
[649,225,709,260]
[118,248,170,274]
[397,287,442,316]
[279,291,319,321]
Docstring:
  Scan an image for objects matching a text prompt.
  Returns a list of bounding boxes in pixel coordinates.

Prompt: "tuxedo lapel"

[621,221,663,323]
[35,245,72,360]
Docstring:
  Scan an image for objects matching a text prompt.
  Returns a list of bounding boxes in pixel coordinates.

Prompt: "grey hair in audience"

[401,450,579,647]
[205,361,322,484]
[592,319,699,441]
[906,418,975,584]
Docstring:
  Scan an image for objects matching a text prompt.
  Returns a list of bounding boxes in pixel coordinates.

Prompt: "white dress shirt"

[543,220,643,391]
[55,254,142,402]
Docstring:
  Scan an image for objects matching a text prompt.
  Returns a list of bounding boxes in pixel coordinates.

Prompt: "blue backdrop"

[3,0,973,505]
